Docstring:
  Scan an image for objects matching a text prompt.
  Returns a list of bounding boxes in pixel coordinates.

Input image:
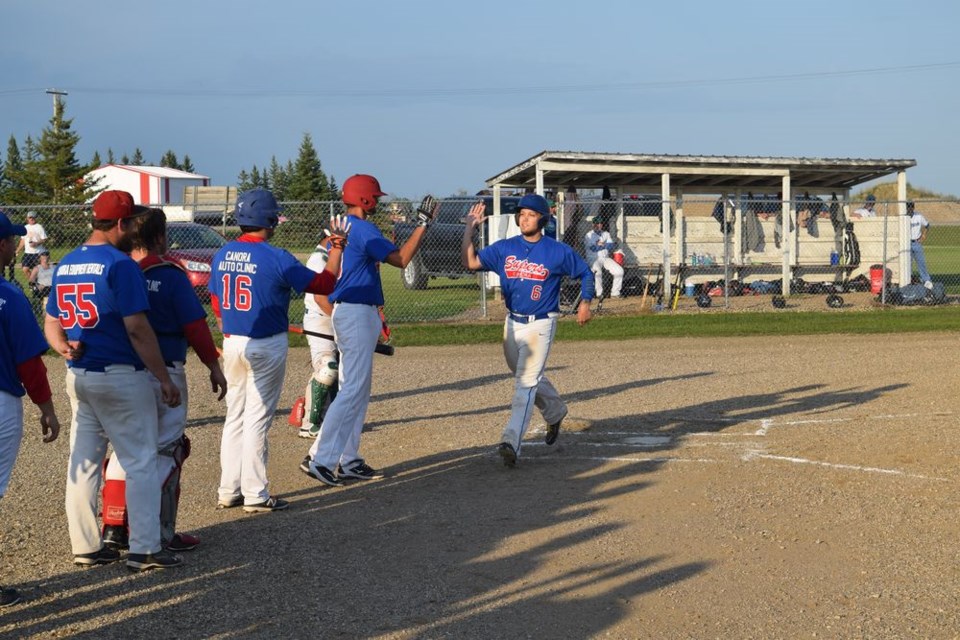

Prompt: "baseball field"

[1,331,958,638]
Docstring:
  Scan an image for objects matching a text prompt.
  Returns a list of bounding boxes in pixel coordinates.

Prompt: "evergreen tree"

[121,153,130,165]
[268,156,289,200]
[250,165,264,189]
[1,137,23,200]
[91,151,102,167]
[181,154,195,173]
[131,148,145,165]
[237,169,252,192]
[3,102,96,204]
[286,132,331,201]
[160,149,179,169]
[107,148,115,164]
[33,100,97,204]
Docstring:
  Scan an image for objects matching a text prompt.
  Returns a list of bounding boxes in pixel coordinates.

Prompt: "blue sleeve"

[477,244,500,273]
[364,235,397,263]
[168,269,207,326]
[278,248,317,293]
[564,246,595,301]
[9,293,48,364]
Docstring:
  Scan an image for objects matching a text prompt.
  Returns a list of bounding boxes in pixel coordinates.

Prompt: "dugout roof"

[486,151,916,193]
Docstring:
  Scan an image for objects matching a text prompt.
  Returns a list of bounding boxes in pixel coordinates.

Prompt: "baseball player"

[44,190,183,572]
[461,193,594,466]
[906,201,933,289]
[0,211,60,606]
[584,216,623,298]
[17,212,48,280]
[298,239,338,439]
[209,188,348,512]
[301,174,434,486]
[101,208,227,553]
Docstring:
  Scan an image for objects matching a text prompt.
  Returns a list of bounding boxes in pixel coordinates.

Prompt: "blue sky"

[2,0,959,198]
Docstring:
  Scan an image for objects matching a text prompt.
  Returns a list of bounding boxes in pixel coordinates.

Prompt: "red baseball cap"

[92,190,149,220]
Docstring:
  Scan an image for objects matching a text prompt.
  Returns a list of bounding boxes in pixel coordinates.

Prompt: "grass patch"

[388,306,960,347]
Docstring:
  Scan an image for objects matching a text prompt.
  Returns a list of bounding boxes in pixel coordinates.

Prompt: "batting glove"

[416,195,438,228]
[324,214,352,250]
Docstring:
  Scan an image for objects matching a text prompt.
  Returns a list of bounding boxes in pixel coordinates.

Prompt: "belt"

[72,364,145,373]
[508,312,557,324]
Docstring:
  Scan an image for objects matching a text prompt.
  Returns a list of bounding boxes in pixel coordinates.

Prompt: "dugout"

[485,151,916,298]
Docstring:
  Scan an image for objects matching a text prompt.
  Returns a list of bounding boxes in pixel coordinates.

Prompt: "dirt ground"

[1,333,959,639]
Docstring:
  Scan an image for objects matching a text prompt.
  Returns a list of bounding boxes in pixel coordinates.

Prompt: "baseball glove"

[416,195,438,228]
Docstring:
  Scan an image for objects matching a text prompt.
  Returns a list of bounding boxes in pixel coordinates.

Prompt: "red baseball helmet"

[342,174,386,210]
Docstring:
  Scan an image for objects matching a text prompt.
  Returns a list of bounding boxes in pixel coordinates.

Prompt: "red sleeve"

[182,317,220,364]
[210,294,221,318]
[304,270,337,295]
[16,355,52,405]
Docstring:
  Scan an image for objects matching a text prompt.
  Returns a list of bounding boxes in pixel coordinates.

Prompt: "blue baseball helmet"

[515,193,551,230]
[234,188,282,229]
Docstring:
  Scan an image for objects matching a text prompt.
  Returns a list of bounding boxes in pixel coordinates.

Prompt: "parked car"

[392,196,522,289]
[165,222,229,299]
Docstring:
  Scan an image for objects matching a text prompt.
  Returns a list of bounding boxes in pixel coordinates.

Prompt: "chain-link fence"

[4,196,959,328]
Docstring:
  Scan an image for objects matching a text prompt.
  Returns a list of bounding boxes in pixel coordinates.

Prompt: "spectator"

[851,194,877,219]
[584,216,623,298]
[17,212,48,280]
[28,251,54,301]
[906,201,933,288]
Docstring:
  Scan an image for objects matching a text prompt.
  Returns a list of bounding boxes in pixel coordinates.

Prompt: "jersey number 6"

[220,274,253,311]
[56,283,100,329]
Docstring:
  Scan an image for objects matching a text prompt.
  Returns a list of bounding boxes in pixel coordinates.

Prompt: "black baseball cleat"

[166,533,200,552]
[337,460,382,481]
[74,546,122,567]
[126,549,183,572]
[301,457,343,486]
[498,442,517,467]
[243,497,289,513]
[102,525,129,551]
[545,410,567,446]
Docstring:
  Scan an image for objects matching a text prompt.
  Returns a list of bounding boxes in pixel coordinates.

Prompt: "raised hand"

[324,214,352,250]
[416,195,438,228]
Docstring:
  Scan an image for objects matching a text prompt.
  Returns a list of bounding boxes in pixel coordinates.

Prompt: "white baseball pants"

[219,333,288,505]
[0,391,24,498]
[309,303,379,469]
[105,362,188,492]
[592,257,624,297]
[65,366,161,555]
[501,317,566,454]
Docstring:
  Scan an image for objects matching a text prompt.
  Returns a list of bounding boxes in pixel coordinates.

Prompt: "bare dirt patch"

[2,333,958,638]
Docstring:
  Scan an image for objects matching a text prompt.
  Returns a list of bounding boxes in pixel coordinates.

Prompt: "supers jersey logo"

[504,256,549,281]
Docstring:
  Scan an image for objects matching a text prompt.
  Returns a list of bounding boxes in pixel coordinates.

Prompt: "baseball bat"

[288,325,395,356]
[640,264,659,309]
[671,264,685,311]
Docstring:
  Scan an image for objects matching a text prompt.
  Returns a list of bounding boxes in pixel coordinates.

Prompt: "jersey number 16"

[220,274,253,311]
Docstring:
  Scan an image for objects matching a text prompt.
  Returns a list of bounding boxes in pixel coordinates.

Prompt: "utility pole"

[45,88,68,117]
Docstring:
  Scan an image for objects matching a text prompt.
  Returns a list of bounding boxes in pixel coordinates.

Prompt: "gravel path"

[1,333,958,638]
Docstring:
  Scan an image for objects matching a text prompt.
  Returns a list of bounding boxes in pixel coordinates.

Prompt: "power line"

[2,61,958,100]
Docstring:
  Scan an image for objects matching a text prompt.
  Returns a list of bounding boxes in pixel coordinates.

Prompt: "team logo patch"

[504,256,549,281]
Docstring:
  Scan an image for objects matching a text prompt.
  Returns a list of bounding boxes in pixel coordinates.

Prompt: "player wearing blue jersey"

[301,175,435,486]
[0,211,60,606]
[101,208,227,553]
[44,190,183,572]
[462,193,593,466]
[210,189,347,513]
